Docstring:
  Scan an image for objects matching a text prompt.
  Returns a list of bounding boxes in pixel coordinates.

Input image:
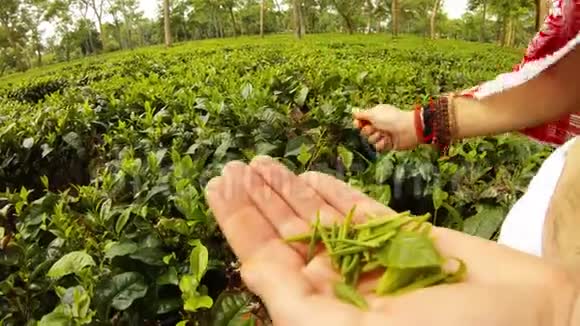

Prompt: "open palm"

[205,156,576,326]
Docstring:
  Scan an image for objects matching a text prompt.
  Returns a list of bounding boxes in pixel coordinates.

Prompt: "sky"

[40,0,468,41]
[444,0,468,19]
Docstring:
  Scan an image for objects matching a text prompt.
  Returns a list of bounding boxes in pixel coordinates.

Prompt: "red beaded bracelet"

[414,104,424,144]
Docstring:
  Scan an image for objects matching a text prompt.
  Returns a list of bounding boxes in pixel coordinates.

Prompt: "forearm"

[570,293,580,326]
[452,48,580,140]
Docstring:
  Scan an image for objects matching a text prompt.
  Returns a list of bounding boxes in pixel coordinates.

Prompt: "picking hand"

[353,104,419,152]
[205,156,578,326]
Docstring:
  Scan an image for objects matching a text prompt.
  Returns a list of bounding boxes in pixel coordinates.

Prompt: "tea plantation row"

[0,34,552,325]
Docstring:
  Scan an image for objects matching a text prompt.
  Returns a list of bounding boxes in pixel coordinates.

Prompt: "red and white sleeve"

[459,0,580,147]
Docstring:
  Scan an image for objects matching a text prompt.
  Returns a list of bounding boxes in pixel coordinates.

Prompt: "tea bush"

[0,34,552,325]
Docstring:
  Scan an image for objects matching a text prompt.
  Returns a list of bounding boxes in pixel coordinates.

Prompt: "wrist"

[412,95,458,154]
[404,109,421,148]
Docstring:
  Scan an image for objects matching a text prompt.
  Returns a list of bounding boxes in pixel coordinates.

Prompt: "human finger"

[241,161,312,257]
[205,161,278,262]
[249,156,343,225]
[362,125,375,137]
[375,136,393,152]
[299,171,397,223]
[368,132,382,145]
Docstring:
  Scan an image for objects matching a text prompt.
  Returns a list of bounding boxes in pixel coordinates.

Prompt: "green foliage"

[0,34,551,324]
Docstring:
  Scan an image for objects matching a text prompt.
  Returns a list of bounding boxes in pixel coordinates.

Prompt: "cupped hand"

[353,104,419,151]
[205,156,578,326]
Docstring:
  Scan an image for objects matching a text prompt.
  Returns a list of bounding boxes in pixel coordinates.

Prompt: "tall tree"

[373,0,388,33]
[364,0,374,33]
[23,0,51,66]
[89,0,108,49]
[330,0,363,34]
[489,0,533,47]
[391,0,399,36]
[108,0,142,49]
[260,0,265,37]
[222,0,240,37]
[429,0,442,39]
[164,0,172,46]
[468,0,489,41]
[292,0,304,38]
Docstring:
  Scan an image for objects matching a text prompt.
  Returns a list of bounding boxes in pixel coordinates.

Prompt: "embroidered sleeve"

[458,0,580,146]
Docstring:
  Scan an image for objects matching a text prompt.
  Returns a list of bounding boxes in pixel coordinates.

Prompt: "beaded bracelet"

[414,94,458,156]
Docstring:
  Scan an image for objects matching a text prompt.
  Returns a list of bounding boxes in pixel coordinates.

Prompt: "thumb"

[352,109,372,122]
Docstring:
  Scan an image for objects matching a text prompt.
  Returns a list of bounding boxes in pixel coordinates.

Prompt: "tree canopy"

[0,0,541,76]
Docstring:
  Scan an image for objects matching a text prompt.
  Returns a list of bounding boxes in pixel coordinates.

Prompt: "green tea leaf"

[0,244,22,266]
[256,142,278,156]
[337,145,354,172]
[333,281,368,310]
[62,132,84,156]
[284,136,312,157]
[214,133,233,161]
[241,83,253,99]
[377,232,442,269]
[295,85,309,107]
[157,218,191,235]
[376,267,412,295]
[179,275,213,312]
[210,291,254,326]
[156,298,182,315]
[184,294,213,312]
[115,208,132,234]
[297,143,312,166]
[375,156,394,184]
[432,188,449,210]
[38,305,70,326]
[104,240,138,260]
[47,251,95,280]
[157,267,179,286]
[463,204,506,239]
[95,272,148,311]
[129,247,166,266]
[189,241,209,282]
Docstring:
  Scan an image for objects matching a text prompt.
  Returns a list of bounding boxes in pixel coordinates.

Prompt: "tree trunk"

[344,16,354,34]
[229,7,239,36]
[480,0,487,42]
[163,0,172,47]
[95,16,106,50]
[125,17,133,49]
[503,17,513,46]
[36,44,42,66]
[391,0,399,36]
[299,2,306,35]
[260,0,265,37]
[88,28,95,54]
[293,0,303,39]
[535,0,550,31]
[429,0,441,39]
[332,0,354,34]
[510,19,517,46]
[347,19,354,34]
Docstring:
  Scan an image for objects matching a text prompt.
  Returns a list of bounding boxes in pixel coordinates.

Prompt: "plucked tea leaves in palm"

[285,208,467,309]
